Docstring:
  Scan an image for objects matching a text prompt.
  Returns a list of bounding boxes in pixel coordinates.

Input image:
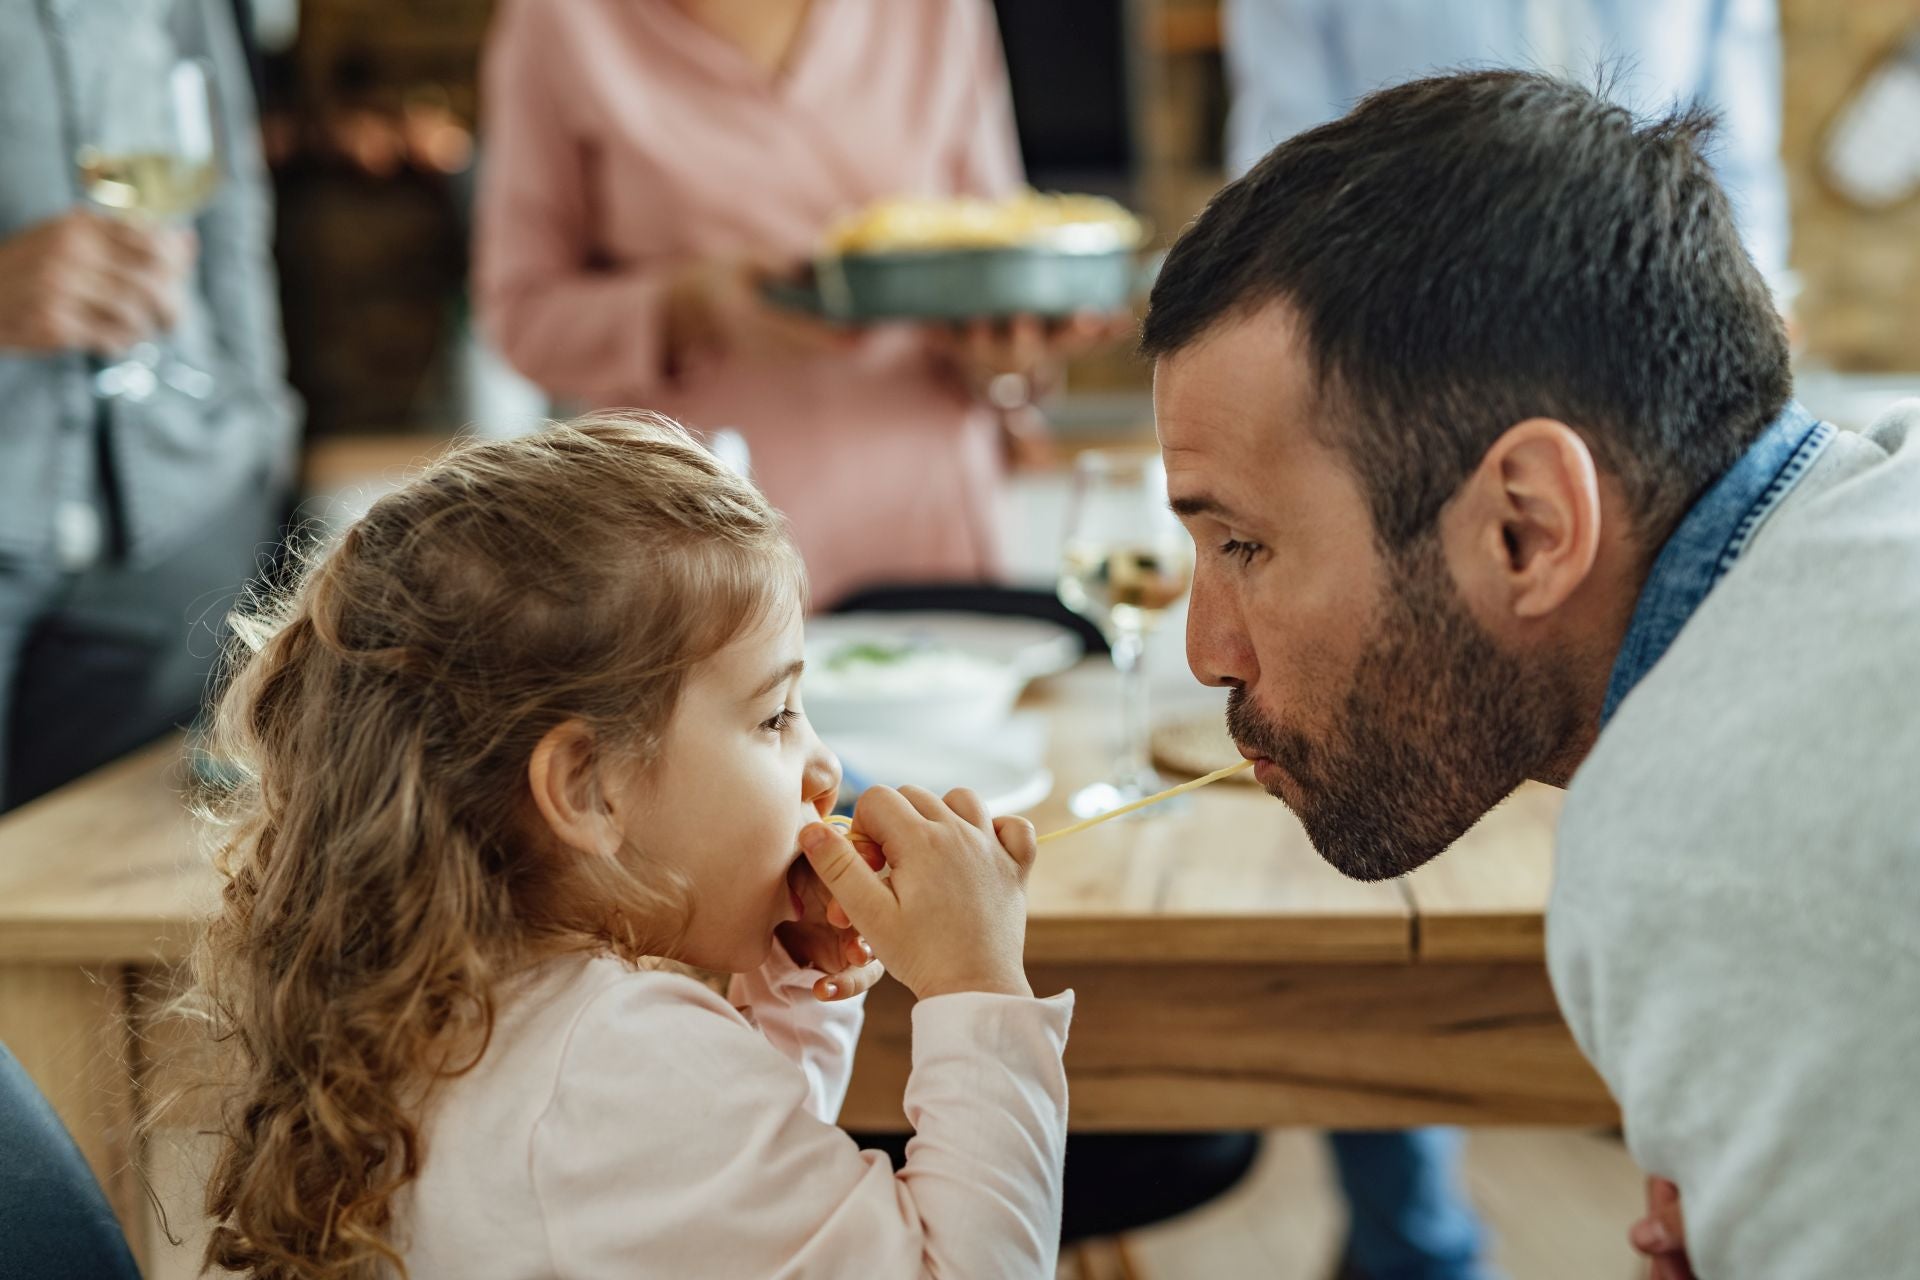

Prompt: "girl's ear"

[528,719,621,857]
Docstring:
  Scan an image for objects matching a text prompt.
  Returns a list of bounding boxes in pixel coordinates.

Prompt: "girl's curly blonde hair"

[188,413,802,1278]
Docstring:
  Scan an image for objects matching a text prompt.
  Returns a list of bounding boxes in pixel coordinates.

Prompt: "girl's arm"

[727,943,864,1123]
[531,972,1073,1279]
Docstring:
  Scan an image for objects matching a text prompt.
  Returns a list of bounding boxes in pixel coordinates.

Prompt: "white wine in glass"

[1055,451,1196,821]
[81,58,222,402]
[77,150,220,220]
[1059,543,1194,635]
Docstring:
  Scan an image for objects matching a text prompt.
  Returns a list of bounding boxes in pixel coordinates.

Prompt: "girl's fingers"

[942,786,990,829]
[848,785,929,853]
[993,815,1039,871]
[798,823,893,927]
[815,958,885,1002]
[842,931,874,969]
[894,783,947,822]
[826,898,853,931]
[850,832,886,870]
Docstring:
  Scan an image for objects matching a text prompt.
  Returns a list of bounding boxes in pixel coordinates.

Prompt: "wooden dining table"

[0,658,1615,1267]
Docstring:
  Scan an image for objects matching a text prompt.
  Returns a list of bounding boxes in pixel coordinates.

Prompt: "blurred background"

[4,2,1919,1278]
[257,0,1920,447]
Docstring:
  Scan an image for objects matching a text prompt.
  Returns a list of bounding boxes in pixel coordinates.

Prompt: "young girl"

[191,413,1072,1278]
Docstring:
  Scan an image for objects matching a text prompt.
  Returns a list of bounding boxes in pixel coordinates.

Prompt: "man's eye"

[1219,538,1262,565]
[761,708,799,733]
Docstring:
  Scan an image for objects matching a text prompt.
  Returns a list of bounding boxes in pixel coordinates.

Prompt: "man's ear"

[1443,418,1603,621]
[528,719,620,857]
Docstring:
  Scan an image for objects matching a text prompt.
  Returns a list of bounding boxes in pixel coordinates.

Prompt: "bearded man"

[1145,69,1918,1279]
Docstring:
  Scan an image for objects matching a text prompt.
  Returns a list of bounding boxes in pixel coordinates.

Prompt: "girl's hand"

[797,785,1037,1001]
[774,856,885,1002]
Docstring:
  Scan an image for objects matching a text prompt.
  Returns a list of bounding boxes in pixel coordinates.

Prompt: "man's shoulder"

[1638,400,1920,729]
[1563,404,1920,874]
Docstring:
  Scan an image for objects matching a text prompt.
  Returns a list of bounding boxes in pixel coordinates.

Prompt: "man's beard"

[1227,536,1577,881]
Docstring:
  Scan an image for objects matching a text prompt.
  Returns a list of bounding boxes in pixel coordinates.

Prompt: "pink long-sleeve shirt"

[475,0,1026,608]
[398,946,1074,1277]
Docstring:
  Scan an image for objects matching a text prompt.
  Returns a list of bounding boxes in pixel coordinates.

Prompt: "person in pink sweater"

[474,0,1125,608]
[186,412,1073,1279]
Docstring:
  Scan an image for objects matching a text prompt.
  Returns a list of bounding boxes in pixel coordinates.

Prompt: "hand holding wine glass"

[0,209,194,357]
[76,56,222,401]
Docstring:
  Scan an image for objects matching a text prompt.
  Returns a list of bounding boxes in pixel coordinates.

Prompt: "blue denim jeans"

[1330,1129,1493,1280]
[0,1046,141,1279]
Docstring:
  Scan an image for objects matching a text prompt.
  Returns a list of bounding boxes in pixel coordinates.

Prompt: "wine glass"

[1056,450,1195,820]
[77,56,222,402]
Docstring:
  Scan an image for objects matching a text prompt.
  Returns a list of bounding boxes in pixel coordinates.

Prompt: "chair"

[0,1043,143,1279]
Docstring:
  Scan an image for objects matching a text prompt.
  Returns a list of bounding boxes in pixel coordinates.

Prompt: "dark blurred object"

[5,486,285,810]
[261,1,487,437]
[852,1129,1262,1244]
[991,0,1134,197]
[274,164,465,436]
[830,583,1108,657]
[269,84,474,179]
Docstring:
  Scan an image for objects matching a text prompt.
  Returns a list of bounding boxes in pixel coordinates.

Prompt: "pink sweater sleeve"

[529,971,1073,1278]
[950,0,1027,199]
[473,0,677,405]
[726,944,865,1123]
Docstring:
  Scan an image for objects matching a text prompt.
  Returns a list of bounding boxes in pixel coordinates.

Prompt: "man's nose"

[1187,570,1257,689]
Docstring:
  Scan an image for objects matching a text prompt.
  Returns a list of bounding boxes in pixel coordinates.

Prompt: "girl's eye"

[1219,538,1263,566]
[760,708,799,734]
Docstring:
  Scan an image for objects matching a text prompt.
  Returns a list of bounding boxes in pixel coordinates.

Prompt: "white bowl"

[802,641,1025,740]
[806,611,1081,681]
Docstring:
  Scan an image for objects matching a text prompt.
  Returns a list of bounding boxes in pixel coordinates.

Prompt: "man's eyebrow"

[750,659,806,702]
[1169,493,1238,521]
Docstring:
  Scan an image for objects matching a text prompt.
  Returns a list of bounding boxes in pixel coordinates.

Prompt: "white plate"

[806,611,1082,682]
[830,732,1053,817]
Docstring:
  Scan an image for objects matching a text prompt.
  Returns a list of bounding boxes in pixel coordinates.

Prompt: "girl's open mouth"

[785,855,808,922]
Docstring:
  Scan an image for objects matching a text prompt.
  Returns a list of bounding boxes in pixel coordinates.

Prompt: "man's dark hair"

[1141,70,1793,549]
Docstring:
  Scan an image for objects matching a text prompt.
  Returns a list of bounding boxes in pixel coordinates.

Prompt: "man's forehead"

[1159,419,1256,528]
[1153,365,1249,462]
[1156,382,1258,527]
[1154,307,1316,449]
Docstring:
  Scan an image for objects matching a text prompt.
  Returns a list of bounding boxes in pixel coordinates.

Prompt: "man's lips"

[1235,742,1285,790]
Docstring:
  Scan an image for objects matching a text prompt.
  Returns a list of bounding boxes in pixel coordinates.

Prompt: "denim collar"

[1599,401,1832,728]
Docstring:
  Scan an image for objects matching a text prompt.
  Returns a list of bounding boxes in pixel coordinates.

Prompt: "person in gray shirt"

[1145,70,1916,1277]
[0,0,296,810]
